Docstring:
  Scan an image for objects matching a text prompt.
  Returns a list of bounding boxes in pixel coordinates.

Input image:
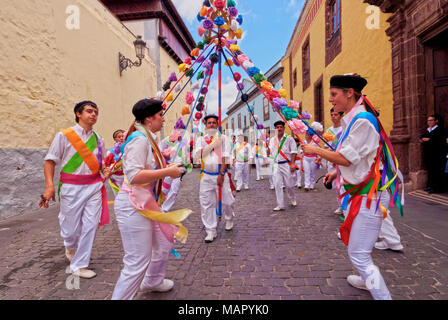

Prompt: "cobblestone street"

[0,168,447,300]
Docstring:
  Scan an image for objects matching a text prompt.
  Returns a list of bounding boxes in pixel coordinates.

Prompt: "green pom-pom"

[227,0,236,7]
[197,42,204,50]
[197,71,205,80]
[252,73,266,85]
[186,68,194,77]
[203,37,210,45]
[198,96,205,103]
[281,106,298,121]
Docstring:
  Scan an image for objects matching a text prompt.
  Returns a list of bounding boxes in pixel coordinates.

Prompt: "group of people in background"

[37,73,446,301]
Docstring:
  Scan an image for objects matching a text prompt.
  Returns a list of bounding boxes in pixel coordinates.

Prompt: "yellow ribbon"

[137,208,193,244]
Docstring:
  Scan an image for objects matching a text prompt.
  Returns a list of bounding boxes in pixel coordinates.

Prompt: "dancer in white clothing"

[39,101,111,279]
[269,121,297,211]
[112,99,187,300]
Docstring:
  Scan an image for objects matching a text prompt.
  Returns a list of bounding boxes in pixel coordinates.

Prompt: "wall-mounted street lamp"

[119,35,147,76]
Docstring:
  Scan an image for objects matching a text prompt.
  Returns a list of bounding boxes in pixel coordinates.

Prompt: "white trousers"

[112,191,172,300]
[161,177,182,212]
[378,212,402,247]
[59,182,102,272]
[255,157,263,180]
[295,160,302,187]
[302,156,317,189]
[347,191,392,300]
[111,174,124,196]
[273,163,296,208]
[235,162,249,189]
[199,173,235,234]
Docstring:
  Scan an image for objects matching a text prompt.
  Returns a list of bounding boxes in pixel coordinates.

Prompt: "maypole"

[217,37,223,218]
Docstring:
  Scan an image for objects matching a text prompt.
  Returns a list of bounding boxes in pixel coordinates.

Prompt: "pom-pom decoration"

[267,90,281,100]
[311,121,324,134]
[252,73,266,85]
[247,67,260,77]
[228,7,238,18]
[301,110,312,120]
[186,92,195,105]
[273,97,288,109]
[236,82,244,90]
[230,44,240,52]
[214,16,225,26]
[288,119,308,135]
[224,59,234,66]
[168,72,177,82]
[260,81,273,92]
[210,53,220,64]
[190,48,200,57]
[322,132,335,142]
[166,93,174,102]
[214,0,225,10]
[233,72,242,82]
[242,60,255,69]
[178,63,188,73]
[191,82,200,91]
[197,70,205,80]
[203,19,214,30]
[202,59,212,69]
[181,105,191,116]
[289,100,299,110]
[195,112,203,120]
[281,106,298,121]
[279,88,287,99]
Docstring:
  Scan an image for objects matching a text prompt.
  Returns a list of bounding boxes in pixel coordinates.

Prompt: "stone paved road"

[0,168,447,300]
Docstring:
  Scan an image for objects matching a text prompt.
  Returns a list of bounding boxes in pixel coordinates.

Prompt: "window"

[326,0,342,66]
[314,76,324,123]
[263,97,270,121]
[238,114,241,129]
[302,36,310,91]
[244,115,247,129]
[231,118,235,131]
[293,68,298,88]
[298,102,303,115]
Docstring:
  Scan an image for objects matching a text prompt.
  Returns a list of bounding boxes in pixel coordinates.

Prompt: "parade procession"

[1,0,448,304]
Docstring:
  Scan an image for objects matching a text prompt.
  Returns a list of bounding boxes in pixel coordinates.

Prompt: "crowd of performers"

[38,74,404,300]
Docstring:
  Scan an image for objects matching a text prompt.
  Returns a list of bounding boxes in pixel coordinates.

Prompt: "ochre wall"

[282,0,393,134]
[0,0,158,150]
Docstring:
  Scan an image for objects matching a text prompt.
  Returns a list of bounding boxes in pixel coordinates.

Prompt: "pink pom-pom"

[289,100,299,110]
[312,135,321,145]
[186,92,195,105]
[288,119,308,135]
[237,54,249,64]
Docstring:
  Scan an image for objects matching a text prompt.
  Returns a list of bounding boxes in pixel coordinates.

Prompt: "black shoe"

[423,187,431,192]
[427,189,435,194]
[304,188,309,192]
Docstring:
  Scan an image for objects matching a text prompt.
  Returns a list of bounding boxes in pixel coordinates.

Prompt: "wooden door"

[425,29,448,129]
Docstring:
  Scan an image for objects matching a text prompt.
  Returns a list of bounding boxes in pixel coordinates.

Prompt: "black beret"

[330,74,367,93]
[274,120,285,127]
[204,114,219,122]
[132,99,164,122]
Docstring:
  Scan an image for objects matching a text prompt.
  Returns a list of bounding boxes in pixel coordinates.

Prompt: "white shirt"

[159,137,189,165]
[338,105,380,185]
[122,131,158,185]
[234,141,252,162]
[45,124,106,175]
[253,143,267,159]
[427,124,438,133]
[195,133,230,173]
[269,134,297,163]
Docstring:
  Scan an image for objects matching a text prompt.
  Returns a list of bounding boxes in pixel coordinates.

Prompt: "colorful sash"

[59,128,109,227]
[235,142,249,162]
[336,99,404,246]
[121,123,193,243]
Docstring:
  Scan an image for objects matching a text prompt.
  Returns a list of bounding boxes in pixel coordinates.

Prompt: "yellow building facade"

[281,0,393,134]
[0,0,194,219]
